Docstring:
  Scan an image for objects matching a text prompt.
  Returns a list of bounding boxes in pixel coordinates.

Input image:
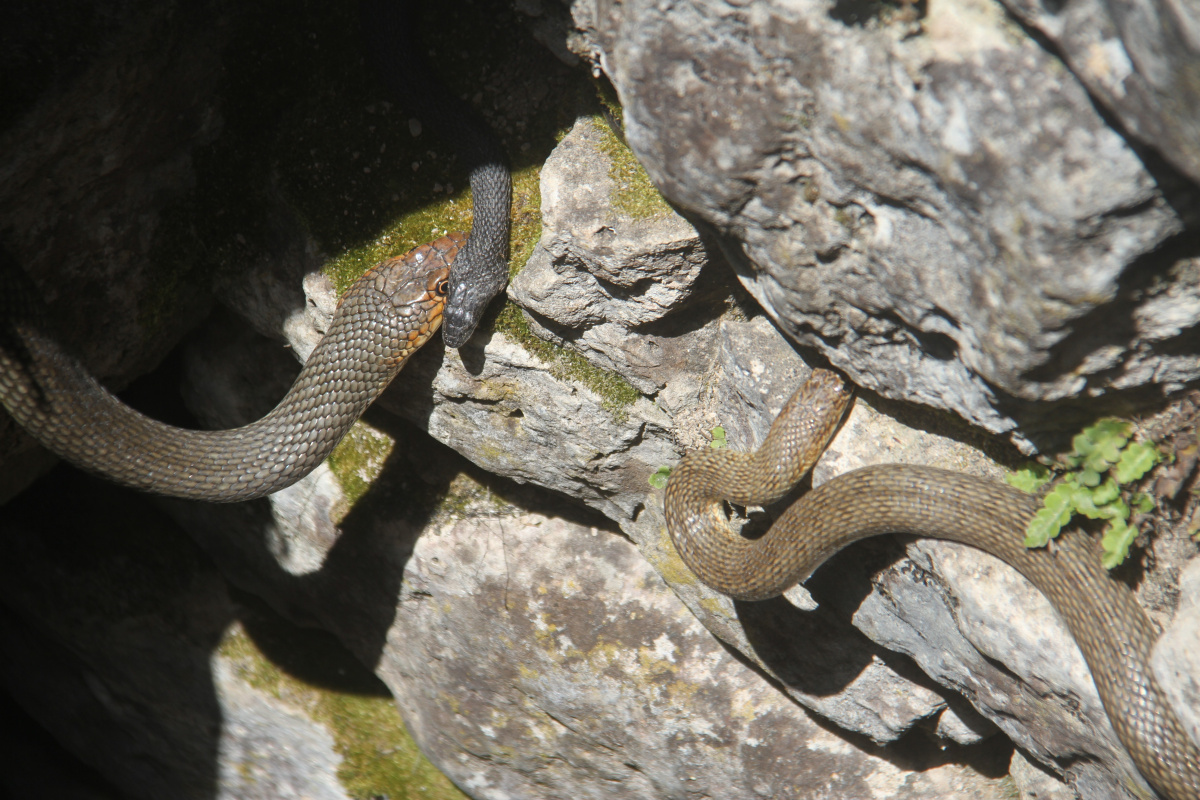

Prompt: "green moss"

[431,472,519,521]
[220,627,469,800]
[508,163,544,280]
[650,523,700,588]
[833,206,855,230]
[326,422,397,518]
[493,302,642,419]
[591,116,673,220]
[592,77,625,131]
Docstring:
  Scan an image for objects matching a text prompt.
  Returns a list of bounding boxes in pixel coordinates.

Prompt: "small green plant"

[709,426,727,449]
[648,465,672,489]
[1007,419,1162,569]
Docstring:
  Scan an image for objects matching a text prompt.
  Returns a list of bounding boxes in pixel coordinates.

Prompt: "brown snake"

[0,233,461,503]
[665,369,1200,800]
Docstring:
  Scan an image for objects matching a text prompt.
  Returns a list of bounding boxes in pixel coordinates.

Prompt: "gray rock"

[385,512,1017,800]
[511,118,703,332]
[175,104,1197,798]
[854,540,1146,799]
[997,0,1200,183]
[1009,749,1075,800]
[213,655,351,800]
[569,0,1200,448]
[1154,556,1200,746]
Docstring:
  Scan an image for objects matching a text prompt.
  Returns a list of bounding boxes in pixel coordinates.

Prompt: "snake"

[359,0,512,349]
[665,368,1200,800]
[0,234,460,503]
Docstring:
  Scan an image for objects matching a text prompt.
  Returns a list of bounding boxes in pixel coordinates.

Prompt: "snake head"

[441,268,506,348]
[353,232,464,352]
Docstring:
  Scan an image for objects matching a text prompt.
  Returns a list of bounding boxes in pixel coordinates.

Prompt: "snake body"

[360,0,512,348]
[665,369,1200,800]
[0,234,459,502]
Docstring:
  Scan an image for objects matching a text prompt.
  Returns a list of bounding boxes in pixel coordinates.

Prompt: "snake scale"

[665,368,1200,800]
[0,234,459,502]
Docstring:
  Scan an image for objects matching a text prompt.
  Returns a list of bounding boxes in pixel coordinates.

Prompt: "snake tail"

[0,234,461,503]
[665,368,1200,800]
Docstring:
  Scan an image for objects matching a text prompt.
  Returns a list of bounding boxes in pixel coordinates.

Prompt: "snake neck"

[1,294,409,502]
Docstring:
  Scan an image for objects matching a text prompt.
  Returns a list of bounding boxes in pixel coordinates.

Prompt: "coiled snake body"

[666,369,1200,800]
[0,234,459,502]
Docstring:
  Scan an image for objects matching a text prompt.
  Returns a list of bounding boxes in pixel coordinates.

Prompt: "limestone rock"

[3,2,1199,799]
[383,511,1017,800]
[569,0,1200,448]
[509,117,710,393]
[997,0,1200,183]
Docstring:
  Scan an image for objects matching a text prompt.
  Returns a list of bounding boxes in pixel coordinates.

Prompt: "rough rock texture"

[998,0,1200,183]
[384,513,1016,799]
[510,118,712,394]
[155,116,1196,799]
[2,2,1199,800]
[569,0,1200,448]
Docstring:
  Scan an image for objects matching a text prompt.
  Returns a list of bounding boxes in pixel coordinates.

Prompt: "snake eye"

[435,278,449,297]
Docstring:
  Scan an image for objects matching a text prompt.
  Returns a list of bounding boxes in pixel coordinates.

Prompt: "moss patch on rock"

[590,116,673,220]
[326,421,397,519]
[220,625,469,800]
[494,303,642,419]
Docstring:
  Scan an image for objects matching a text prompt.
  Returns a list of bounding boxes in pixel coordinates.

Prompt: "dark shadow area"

[0,0,149,128]
[735,536,902,697]
[230,586,393,697]
[0,671,129,800]
[828,0,927,27]
[800,688,1013,780]
[0,463,226,800]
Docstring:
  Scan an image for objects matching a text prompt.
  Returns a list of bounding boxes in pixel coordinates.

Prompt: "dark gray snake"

[0,235,459,502]
[666,368,1200,800]
[360,0,512,348]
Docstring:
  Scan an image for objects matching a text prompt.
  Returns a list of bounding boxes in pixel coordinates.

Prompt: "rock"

[1154,556,1200,745]
[3,1,1198,799]
[383,511,1017,800]
[509,117,711,394]
[211,653,352,800]
[568,0,1200,448]
[1009,749,1075,800]
[997,0,1200,183]
[0,464,465,800]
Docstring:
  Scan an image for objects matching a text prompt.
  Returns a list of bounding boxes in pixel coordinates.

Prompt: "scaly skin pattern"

[0,233,462,502]
[666,368,1200,800]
